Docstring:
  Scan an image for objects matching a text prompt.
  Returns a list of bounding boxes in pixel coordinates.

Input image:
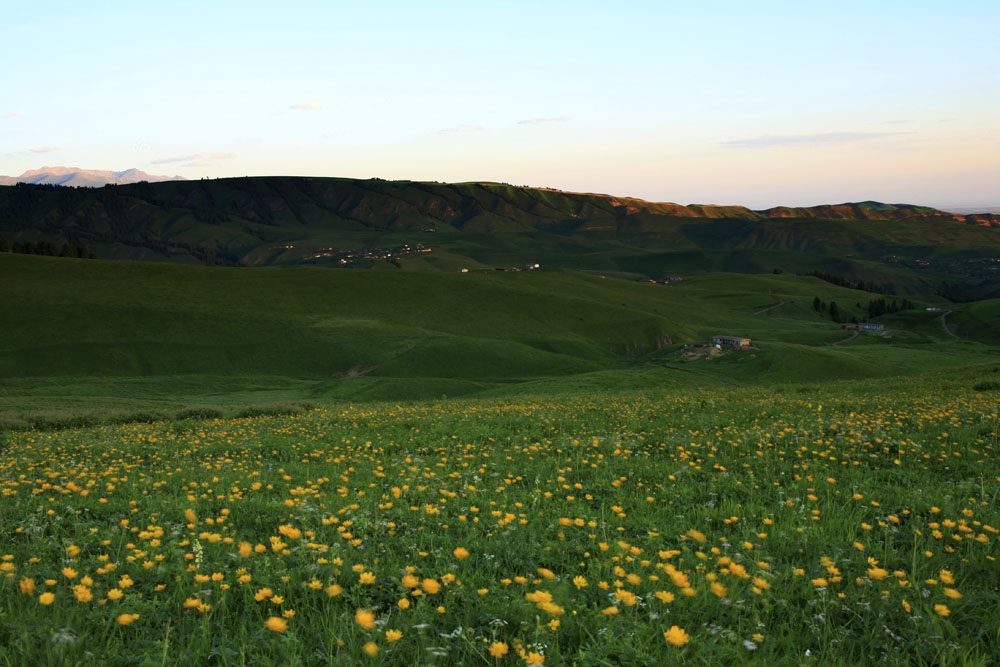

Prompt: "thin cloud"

[4,112,18,118]
[722,131,914,149]
[437,124,484,135]
[291,103,322,110]
[517,116,570,125]
[29,145,60,153]
[151,152,237,164]
[883,120,912,125]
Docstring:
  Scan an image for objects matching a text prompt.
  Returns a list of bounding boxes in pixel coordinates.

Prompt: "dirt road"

[830,331,859,346]
[754,298,785,315]
[940,309,960,341]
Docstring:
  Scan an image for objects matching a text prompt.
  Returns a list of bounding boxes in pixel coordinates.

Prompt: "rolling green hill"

[2,252,996,429]
[3,177,998,428]
[2,177,998,299]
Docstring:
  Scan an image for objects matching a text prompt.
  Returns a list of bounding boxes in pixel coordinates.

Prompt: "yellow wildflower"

[19,578,36,595]
[488,641,509,657]
[355,609,376,629]
[265,616,288,632]
[664,625,690,646]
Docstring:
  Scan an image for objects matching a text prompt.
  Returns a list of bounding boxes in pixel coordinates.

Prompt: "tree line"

[0,237,94,258]
[812,296,914,323]
[802,269,893,295]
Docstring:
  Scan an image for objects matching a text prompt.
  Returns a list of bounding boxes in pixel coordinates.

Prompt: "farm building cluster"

[456,263,541,273]
[712,335,752,348]
[841,322,886,332]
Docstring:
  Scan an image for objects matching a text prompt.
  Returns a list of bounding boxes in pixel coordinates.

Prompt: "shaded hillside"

[1,177,998,298]
[3,177,994,235]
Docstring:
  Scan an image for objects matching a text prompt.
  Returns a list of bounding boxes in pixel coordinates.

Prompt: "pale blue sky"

[2,0,998,207]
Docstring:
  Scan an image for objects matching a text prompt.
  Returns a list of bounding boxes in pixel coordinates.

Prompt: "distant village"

[883,254,1000,280]
[454,263,542,273]
[639,277,685,285]
[487,263,540,272]
[294,243,433,265]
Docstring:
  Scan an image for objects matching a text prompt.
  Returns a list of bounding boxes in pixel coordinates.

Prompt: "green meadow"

[2,252,997,429]
[1,244,999,664]
[0,372,998,665]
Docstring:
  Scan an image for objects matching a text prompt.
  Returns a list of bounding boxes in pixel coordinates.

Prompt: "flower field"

[1,377,998,665]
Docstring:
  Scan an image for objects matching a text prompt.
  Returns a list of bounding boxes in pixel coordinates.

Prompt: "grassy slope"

[2,253,997,429]
[948,298,1000,344]
[1,254,699,377]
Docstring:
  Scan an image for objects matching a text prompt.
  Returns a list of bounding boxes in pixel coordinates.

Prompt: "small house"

[712,335,751,347]
[857,323,885,331]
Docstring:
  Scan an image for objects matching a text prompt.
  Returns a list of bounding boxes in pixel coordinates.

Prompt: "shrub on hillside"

[234,403,315,419]
[174,407,226,421]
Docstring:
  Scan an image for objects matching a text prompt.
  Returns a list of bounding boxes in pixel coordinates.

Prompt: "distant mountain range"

[1,175,998,298]
[0,166,184,187]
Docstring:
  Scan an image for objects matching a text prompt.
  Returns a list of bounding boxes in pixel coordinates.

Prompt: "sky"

[2,0,999,208]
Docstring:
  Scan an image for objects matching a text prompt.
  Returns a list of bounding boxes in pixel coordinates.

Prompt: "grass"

[0,375,320,431]
[949,299,1000,345]
[1,244,999,663]
[0,255,673,382]
[0,369,997,664]
[2,253,998,429]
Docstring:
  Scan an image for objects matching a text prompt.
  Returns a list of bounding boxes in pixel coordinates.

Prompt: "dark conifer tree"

[829,301,841,323]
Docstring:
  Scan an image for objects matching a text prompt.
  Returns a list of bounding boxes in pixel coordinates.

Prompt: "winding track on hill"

[754,298,785,315]
[829,331,859,346]
[940,309,960,341]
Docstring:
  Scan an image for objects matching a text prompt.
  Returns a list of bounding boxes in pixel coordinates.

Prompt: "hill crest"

[7,174,996,224]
